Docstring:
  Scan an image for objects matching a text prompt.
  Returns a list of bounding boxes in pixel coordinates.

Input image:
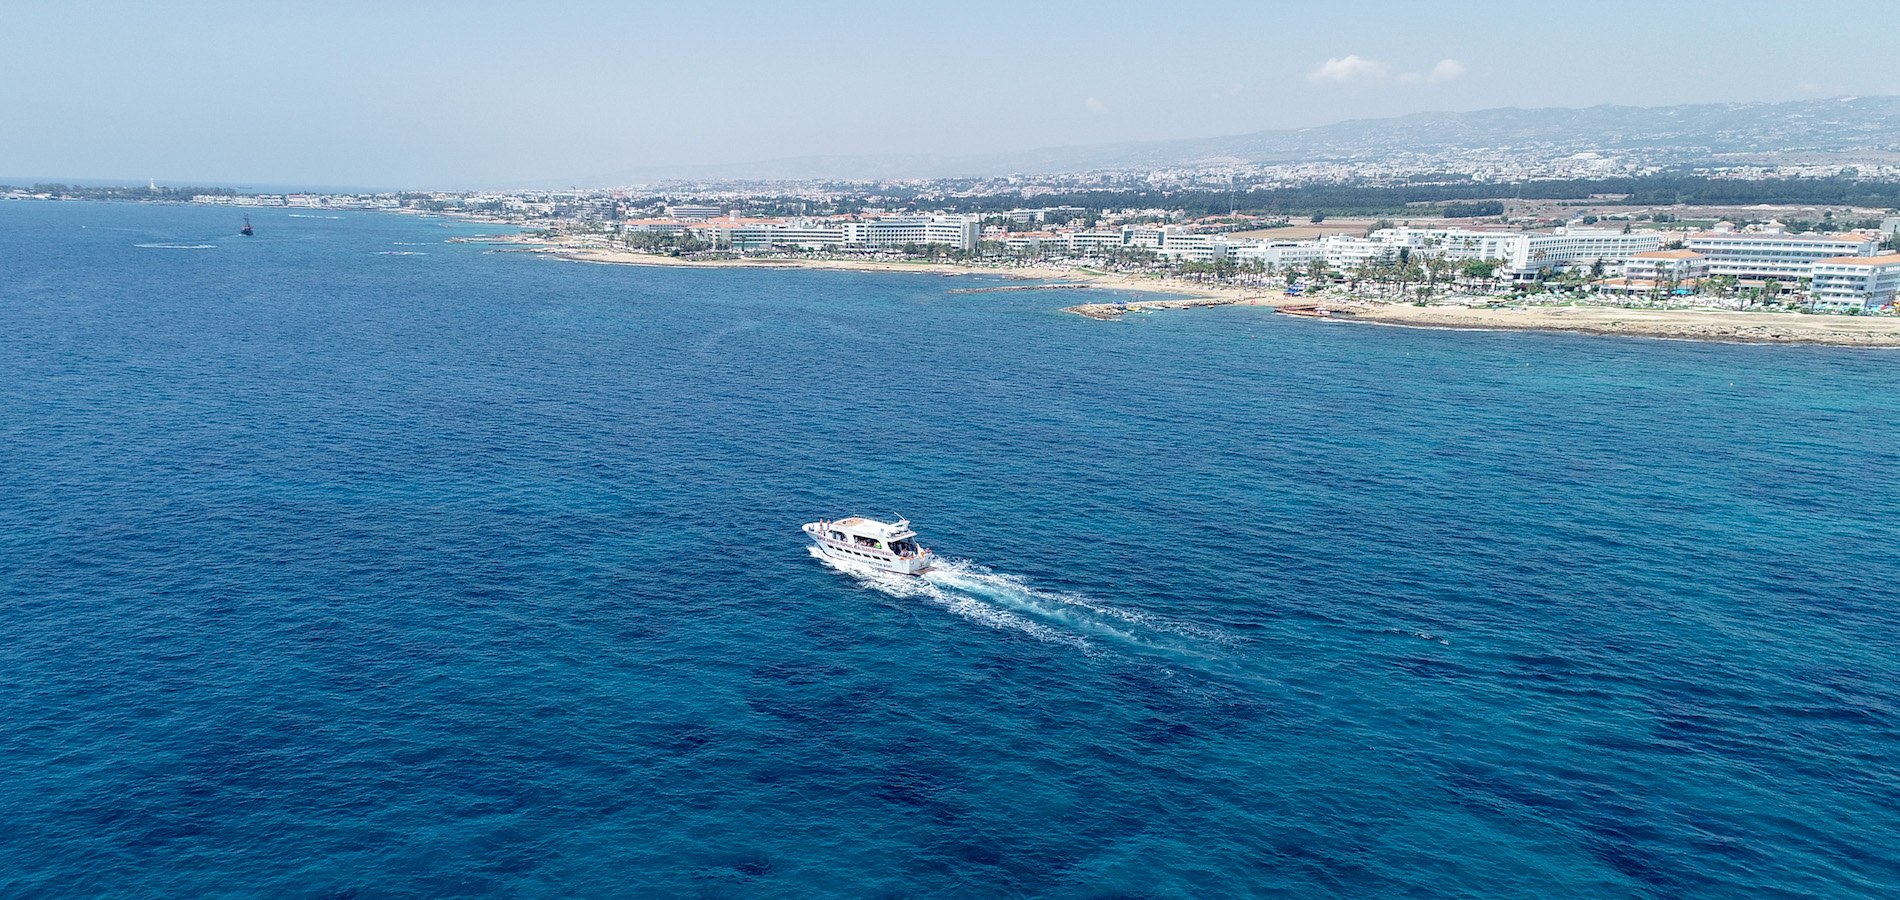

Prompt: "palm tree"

[1423,255,1455,300]
[1304,257,1330,286]
[1349,261,1374,294]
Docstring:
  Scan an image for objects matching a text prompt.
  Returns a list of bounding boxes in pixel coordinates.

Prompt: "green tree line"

[937,177,1900,218]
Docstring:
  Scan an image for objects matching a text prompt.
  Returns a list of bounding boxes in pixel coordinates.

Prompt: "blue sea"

[3,201,1897,899]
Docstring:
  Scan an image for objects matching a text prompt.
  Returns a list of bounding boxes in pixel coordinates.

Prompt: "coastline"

[488,235,1243,300]
[1322,302,1900,348]
[473,234,1900,348]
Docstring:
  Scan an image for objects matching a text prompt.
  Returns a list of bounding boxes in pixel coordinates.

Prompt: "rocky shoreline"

[1322,302,1900,347]
[1061,297,1251,320]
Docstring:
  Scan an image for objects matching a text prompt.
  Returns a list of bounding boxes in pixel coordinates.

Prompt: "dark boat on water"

[240,216,254,236]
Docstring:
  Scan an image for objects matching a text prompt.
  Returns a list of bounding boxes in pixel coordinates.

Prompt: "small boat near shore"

[1276,304,1333,318]
[804,516,935,575]
[240,216,254,236]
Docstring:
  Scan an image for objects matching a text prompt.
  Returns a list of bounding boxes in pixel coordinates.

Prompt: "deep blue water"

[3,201,1898,899]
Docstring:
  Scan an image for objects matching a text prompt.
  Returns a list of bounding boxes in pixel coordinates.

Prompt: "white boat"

[803,516,936,575]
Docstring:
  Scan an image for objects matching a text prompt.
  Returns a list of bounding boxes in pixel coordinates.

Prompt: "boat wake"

[809,550,1236,661]
[135,243,216,250]
[810,548,1091,651]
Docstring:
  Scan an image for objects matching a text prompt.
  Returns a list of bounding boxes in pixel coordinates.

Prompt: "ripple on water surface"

[1,200,1897,899]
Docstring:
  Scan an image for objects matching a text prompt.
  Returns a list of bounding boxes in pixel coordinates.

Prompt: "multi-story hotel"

[1684,232,1880,284]
[1374,227,1664,280]
[1622,249,1710,284]
[1232,241,1325,270]
[1808,254,1900,310]
[662,214,982,252]
[862,215,982,251]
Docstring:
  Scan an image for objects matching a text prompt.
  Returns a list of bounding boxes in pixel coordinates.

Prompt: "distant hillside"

[590,95,1900,184]
[1166,95,1900,162]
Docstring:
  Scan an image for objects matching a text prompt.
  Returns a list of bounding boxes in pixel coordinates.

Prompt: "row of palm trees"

[1256,251,1514,301]
[1184,252,1817,308]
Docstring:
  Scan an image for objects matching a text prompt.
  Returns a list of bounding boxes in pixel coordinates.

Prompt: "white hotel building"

[663,214,982,252]
[1808,253,1900,310]
[1002,223,1659,277]
[1684,232,1880,284]
[862,215,983,250]
[1373,227,1664,280]
[1232,241,1325,270]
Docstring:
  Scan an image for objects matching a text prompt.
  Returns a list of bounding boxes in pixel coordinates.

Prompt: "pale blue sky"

[2,0,1891,189]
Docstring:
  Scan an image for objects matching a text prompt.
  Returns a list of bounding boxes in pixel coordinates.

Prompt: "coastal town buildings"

[94,180,1895,311]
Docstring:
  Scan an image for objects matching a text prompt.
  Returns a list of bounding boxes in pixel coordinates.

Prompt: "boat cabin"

[818,516,923,558]
[803,514,935,575]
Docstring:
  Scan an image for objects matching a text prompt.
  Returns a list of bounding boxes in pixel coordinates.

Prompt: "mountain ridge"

[582,95,1900,186]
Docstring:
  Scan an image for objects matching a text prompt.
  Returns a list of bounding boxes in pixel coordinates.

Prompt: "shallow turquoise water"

[2,201,1897,898]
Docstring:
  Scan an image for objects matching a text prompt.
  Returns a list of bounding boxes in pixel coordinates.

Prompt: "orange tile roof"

[1813,253,1900,266]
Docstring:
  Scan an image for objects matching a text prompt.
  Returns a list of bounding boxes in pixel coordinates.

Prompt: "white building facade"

[1622,250,1710,283]
[1684,232,1879,284]
[1808,254,1900,309]
[1232,241,1325,271]
[682,215,982,252]
[1368,226,1662,279]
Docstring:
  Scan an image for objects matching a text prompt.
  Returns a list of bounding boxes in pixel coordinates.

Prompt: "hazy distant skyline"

[4,0,1894,189]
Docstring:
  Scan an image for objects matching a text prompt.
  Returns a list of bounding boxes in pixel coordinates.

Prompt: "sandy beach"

[507,238,1232,298]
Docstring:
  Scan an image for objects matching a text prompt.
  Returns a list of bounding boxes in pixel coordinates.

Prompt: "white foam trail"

[135,243,216,249]
[808,548,1091,651]
[375,251,426,256]
[924,559,1240,647]
[286,214,342,219]
[810,549,1243,661]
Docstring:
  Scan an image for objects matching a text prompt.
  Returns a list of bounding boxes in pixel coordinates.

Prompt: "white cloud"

[1307,55,1388,85]
[1426,59,1465,83]
[1084,96,1108,115]
[1399,59,1465,85]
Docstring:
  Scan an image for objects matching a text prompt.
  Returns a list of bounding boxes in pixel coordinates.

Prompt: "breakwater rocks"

[1349,304,1900,347]
[1062,296,1245,320]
